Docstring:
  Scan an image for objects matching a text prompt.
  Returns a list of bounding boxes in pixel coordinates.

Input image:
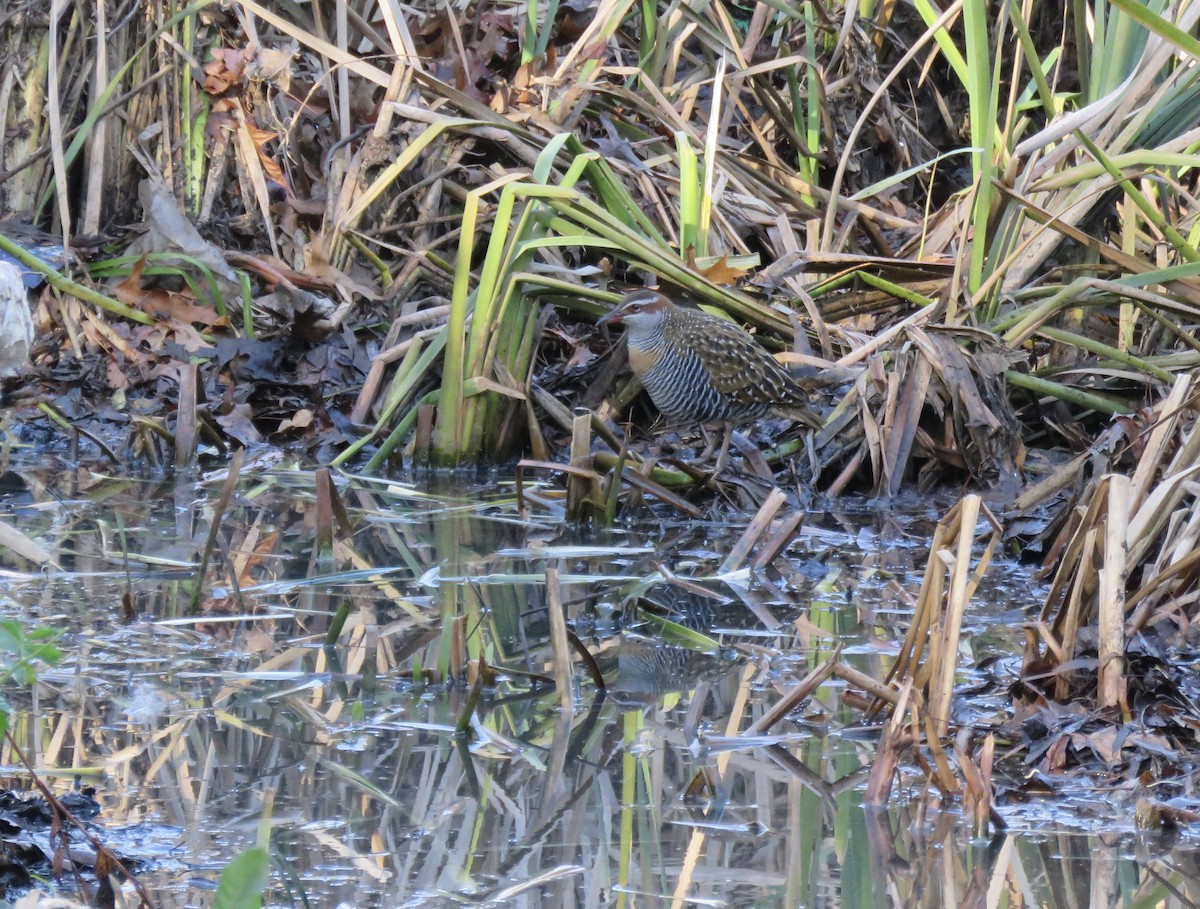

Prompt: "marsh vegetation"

[3,0,1200,904]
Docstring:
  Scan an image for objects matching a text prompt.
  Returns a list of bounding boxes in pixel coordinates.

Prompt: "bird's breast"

[627,343,657,379]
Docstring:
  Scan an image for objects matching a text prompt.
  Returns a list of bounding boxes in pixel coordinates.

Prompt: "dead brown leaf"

[278,409,314,433]
[203,46,255,95]
[694,255,750,286]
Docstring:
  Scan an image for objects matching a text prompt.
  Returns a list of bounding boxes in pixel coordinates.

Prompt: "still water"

[0,464,1195,907]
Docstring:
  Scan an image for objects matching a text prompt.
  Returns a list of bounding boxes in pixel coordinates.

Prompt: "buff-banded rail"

[597,289,823,471]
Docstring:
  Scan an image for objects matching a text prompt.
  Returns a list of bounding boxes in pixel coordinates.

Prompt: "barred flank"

[643,346,771,424]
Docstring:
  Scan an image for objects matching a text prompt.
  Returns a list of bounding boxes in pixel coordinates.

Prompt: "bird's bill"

[595,308,625,327]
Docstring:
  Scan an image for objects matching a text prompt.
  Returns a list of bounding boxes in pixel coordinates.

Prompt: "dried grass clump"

[1019,374,1200,706]
[11,0,1199,490]
[862,496,1002,825]
[820,326,1024,496]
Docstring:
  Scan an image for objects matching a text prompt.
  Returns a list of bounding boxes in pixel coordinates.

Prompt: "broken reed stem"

[753,510,804,569]
[864,678,914,806]
[414,403,435,459]
[1098,475,1129,711]
[719,487,787,574]
[449,615,467,679]
[314,467,335,556]
[565,407,594,520]
[834,662,898,705]
[956,733,996,837]
[929,495,980,740]
[176,361,197,468]
[745,651,839,736]
[189,447,244,614]
[545,566,575,716]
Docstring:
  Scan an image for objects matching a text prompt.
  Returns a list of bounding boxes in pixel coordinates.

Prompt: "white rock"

[0,261,33,378]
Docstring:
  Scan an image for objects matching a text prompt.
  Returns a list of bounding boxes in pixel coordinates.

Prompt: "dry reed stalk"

[175,362,197,468]
[1033,467,1142,704]
[744,653,839,736]
[1036,377,1200,653]
[927,495,982,739]
[449,614,466,680]
[1097,475,1129,711]
[314,467,335,556]
[752,510,805,569]
[834,662,899,706]
[920,696,961,796]
[882,353,931,496]
[1128,374,1193,509]
[1011,449,1090,513]
[545,566,574,716]
[719,487,787,573]
[956,732,996,837]
[1040,485,1109,627]
[864,679,914,806]
[565,407,595,520]
[870,495,1001,784]
[1127,425,1200,571]
[1054,528,1096,701]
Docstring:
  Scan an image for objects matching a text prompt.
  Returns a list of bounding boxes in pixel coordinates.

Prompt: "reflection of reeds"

[864,496,1002,814]
[5,465,1200,902]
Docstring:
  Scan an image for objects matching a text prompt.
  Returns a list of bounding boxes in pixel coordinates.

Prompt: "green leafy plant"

[213,847,271,909]
[0,619,61,742]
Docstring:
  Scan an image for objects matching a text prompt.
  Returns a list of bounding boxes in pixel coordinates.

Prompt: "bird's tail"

[777,403,825,431]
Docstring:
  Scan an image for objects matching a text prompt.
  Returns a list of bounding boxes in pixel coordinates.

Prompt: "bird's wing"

[695,320,798,398]
[695,317,824,428]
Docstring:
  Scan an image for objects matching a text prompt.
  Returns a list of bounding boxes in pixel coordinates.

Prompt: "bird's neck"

[627,319,666,351]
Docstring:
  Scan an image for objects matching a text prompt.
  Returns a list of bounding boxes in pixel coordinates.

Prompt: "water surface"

[0,463,1194,907]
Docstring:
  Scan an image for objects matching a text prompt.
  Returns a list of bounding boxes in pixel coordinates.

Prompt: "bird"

[596,289,823,471]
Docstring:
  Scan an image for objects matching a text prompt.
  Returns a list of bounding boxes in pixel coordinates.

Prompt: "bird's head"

[596,290,672,332]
